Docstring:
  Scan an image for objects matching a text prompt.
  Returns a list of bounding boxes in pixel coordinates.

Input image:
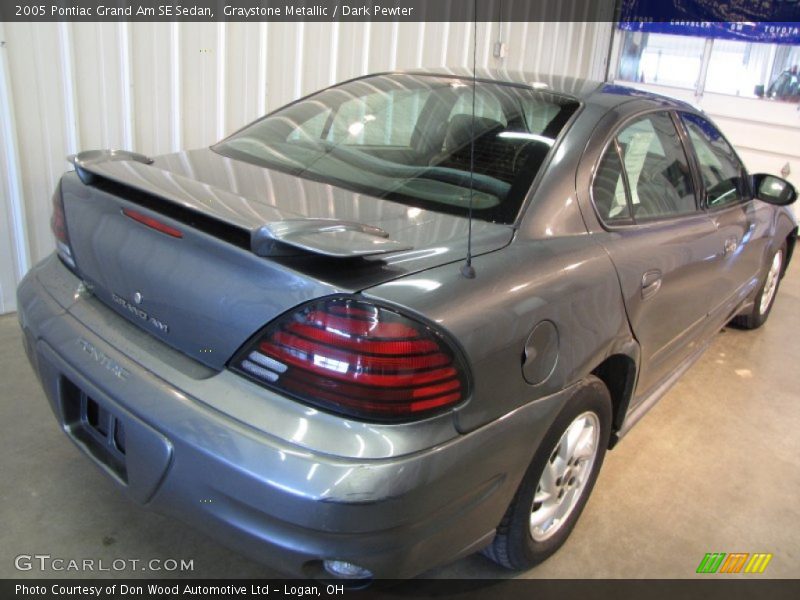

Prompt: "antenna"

[460,0,478,280]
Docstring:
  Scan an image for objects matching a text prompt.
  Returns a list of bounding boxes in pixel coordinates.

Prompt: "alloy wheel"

[530,411,601,542]
[759,251,783,315]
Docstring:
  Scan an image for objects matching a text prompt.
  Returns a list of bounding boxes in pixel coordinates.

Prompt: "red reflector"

[51,186,77,271]
[231,297,469,421]
[122,208,183,238]
[51,190,69,244]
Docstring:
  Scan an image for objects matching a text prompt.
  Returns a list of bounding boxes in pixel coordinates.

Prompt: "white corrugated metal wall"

[0,20,612,313]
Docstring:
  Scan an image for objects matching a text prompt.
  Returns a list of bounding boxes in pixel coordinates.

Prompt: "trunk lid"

[61,148,513,369]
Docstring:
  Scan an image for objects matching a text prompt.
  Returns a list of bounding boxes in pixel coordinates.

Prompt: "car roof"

[391,67,697,111]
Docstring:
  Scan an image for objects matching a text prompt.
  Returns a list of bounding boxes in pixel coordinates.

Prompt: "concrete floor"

[1,268,799,580]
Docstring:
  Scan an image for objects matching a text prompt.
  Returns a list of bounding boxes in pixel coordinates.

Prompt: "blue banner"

[620,1,800,44]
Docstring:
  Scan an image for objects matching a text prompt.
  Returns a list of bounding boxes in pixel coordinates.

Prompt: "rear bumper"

[16,255,568,578]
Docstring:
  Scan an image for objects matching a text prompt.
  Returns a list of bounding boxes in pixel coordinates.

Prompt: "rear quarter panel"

[366,234,635,433]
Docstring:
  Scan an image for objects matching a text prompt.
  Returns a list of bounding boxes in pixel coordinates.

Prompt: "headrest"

[444,115,505,151]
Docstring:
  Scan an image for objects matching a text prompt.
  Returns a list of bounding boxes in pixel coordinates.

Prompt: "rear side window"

[593,142,632,223]
[592,111,697,225]
[616,112,696,219]
[680,112,748,208]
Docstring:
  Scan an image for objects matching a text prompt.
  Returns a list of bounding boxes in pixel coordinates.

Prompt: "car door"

[678,112,768,325]
[590,110,721,399]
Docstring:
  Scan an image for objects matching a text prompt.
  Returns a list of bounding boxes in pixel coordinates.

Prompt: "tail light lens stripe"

[285,322,439,355]
[282,370,461,402]
[281,378,462,415]
[267,331,451,372]
[259,340,457,387]
[304,310,419,338]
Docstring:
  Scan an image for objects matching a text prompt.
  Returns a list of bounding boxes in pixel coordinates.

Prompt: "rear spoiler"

[68,150,412,258]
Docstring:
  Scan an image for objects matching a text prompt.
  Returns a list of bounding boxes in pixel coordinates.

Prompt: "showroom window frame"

[609,28,791,101]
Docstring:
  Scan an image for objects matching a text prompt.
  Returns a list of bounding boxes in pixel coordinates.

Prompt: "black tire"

[731,243,786,330]
[483,375,612,570]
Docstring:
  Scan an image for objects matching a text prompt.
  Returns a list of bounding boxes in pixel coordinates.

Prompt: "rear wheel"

[483,376,612,570]
[732,243,785,330]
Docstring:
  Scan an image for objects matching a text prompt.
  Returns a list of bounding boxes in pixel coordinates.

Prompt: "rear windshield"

[213,74,579,224]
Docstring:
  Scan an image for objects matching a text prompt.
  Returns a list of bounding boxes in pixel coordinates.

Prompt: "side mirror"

[753,173,797,205]
[754,84,765,98]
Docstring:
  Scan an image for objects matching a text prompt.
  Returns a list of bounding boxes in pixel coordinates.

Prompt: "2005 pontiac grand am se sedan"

[16,69,797,580]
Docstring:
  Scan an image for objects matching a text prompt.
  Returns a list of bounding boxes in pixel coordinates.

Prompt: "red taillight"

[50,186,76,270]
[122,208,183,238]
[230,297,469,421]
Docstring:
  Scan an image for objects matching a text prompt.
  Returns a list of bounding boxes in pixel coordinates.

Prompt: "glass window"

[327,88,431,147]
[214,74,579,224]
[765,67,800,101]
[618,31,706,89]
[763,45,800,101]
[593,143,632,223]
[615,112,697,220]
[704,39,774,97]
[447,88,507,126]
[287,108,332,143]
[616,28,800,103]
[680,113,748,208]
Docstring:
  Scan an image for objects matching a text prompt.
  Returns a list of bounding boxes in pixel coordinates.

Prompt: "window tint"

[448,88,507,126]
[287,108,332,142]
[680,113,748,208]
[615,112,696,219]
[593,143,632,222]
[523,102,561,134]
[214,74,579,224]
[328,88,432,146]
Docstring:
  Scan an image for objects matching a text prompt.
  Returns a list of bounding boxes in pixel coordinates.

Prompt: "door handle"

[641,269,662,300]
[723,237,738,256]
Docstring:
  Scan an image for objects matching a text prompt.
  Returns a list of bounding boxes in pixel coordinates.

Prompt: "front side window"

[680,112,748,208]
[214,74,579,224]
